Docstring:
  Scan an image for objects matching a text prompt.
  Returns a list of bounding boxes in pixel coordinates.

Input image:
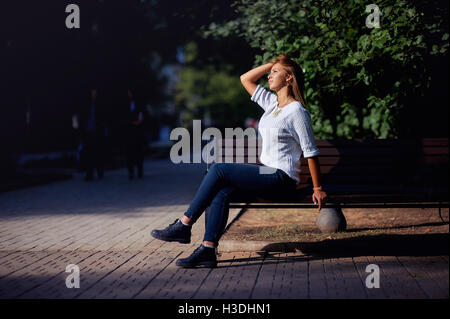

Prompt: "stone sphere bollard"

[316,206,347,233]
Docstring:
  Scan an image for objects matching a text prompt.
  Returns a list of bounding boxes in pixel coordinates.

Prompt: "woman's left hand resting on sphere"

[307,156,327,211]
[312,189,328,211]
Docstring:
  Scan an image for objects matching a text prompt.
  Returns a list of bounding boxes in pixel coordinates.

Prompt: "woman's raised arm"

[240,62,274,96]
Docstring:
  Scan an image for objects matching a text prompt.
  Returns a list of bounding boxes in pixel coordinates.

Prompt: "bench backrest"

[206,138,449,197]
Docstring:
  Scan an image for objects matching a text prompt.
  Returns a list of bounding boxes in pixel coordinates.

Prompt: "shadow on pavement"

[257,233,449,258]
[216,233,448,269]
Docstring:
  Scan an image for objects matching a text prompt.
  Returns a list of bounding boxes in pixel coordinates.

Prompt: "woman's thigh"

[210,162,287,195]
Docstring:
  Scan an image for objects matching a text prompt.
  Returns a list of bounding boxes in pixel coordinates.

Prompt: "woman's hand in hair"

[240,62,274,96]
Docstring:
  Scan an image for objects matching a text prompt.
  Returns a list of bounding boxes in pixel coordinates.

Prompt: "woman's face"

[268,63,291,91]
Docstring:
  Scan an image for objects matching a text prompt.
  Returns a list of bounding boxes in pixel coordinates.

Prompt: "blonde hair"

[272,54,307,108]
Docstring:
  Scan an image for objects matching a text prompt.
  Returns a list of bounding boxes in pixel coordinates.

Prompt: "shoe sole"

[151,232,190,244]
[176,261,217,268]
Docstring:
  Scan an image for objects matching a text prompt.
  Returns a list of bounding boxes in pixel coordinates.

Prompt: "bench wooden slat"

[216,138,449,148]
[252,192,449,204]
[300,156,449,166]
[215,162,449,175]
[298,179,448,187]
[311,147,448,156]
[315,138,449,147]
[217,147,448,157]
[297,164,449,175]
[212,155,449,168]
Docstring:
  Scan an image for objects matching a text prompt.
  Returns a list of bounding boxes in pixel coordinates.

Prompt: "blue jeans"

[184,163,300,244]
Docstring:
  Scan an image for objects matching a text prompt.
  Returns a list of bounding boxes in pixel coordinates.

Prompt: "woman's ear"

[286,73,294,83]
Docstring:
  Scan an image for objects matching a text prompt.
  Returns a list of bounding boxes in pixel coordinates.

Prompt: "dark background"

[0,0,448,161]
[0,0,257,156]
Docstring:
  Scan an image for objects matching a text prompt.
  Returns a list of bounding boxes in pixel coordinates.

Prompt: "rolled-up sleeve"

[290,107,320,158]
[251,85,277,112]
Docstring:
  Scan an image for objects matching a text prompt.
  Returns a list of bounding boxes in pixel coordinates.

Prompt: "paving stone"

[308,258,328,299]
[397,256,449,299]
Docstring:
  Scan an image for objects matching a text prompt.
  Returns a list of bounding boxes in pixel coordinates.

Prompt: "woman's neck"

[276,87,295,108]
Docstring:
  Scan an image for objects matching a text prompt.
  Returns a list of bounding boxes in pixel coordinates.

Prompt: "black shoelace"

[165,219,179,229]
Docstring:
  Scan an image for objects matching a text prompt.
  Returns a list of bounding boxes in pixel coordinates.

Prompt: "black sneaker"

[151,219,191,244]
[176,244,217,268]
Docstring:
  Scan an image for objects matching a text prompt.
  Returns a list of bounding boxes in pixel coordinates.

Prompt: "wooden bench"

[204,137,449,232]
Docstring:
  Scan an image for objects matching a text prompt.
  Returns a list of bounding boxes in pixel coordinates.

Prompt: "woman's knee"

[211,162,239,173]
[208,162,230,178]
[209,162,227,171]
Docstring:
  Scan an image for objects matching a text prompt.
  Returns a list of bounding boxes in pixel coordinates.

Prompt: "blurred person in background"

[79,88,108,181]
[123,89,146,180]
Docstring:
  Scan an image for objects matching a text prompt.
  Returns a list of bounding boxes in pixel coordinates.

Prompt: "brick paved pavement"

[0,159,448,299]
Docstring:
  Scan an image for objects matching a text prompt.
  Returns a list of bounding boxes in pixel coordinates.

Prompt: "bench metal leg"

[316,203,347,233]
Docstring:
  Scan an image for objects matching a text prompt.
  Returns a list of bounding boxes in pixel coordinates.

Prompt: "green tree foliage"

[203,0,449,138]
[175,41,259,129]
[139,0,260,130]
